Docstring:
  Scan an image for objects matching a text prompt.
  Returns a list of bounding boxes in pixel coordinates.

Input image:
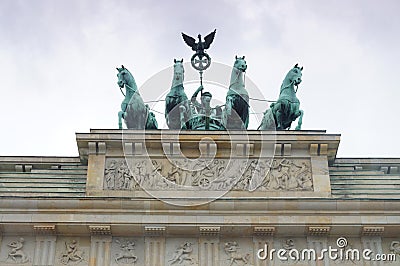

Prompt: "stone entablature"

[0,130,399,265]
[78,130,339,199]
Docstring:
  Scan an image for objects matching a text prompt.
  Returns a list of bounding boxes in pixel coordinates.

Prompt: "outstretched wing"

[203,29,216,49]
[181,32,196,49]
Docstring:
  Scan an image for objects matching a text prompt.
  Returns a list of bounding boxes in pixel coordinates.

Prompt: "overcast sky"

[1,0,399,157]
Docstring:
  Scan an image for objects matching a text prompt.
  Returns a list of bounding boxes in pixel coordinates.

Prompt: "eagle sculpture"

[181,29,216,55]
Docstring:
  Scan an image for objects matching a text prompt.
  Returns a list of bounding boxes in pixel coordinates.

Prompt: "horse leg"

[295,110,304,130]
[275,109,283,130]
[272,102,284,130]
[226,97,233,116]
[222,102,230,129]
[118,111,124,129]
[179,105,187,129]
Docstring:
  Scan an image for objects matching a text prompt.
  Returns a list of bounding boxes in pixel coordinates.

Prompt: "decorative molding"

[362,226,384,236]
[235,143,254,156]
[89,225,111,235]
[162,142,181,155]
[199,226,220,236]
[253,226,275,236]
[144,226,166,236]
[309,144,318,156]
[33,224,56,235]
[319,144,328,155]
[308,226,330,236]
[98,142,106,155]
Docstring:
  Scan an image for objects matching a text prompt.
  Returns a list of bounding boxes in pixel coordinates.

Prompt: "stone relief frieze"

[224,242,251,265]
[114,239,138,265]
[168,242,196,265]
[5,238,29,264]
[60,240,85,265]
[104,158,312,192]
[390,241,400,257]
[283,239,295,250]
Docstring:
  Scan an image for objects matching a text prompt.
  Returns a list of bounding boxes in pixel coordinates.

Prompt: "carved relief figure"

[263,159,312,191]
[168,242,196,265]
[105,160,117,189]
[390,241,400,256]
[248,159,271,191]
[115,239,138,265]
[224,242,250,265]
[236,160,257,190]
[283,239,294,250]
[6,238,29,264]
[267,159,291,190]
[192,159,226,189]
[60,240,84,265]
[104,160,140,190]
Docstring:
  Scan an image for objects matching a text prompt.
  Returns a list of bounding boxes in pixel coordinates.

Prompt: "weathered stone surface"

[0,130,398,265]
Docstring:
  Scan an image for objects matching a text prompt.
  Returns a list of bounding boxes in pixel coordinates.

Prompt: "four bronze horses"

[117,60,304,131]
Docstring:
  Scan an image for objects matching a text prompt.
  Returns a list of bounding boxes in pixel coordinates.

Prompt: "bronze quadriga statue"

[116,30,305,132]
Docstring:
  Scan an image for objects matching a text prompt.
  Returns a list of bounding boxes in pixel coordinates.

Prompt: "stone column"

[199,226,220,266]
[144,226,166,266]
[33,225,57,266]
[253,226,275,266]
[89,225,112,266]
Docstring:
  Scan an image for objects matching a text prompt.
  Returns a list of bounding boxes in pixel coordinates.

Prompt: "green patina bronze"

[163,56,250,131]
[182,29,216,72]
[115,31,306,131]
[258,64,304,130]
[165,59,189,129]
[224,56,249,129]
[189,85,224,130]
[116,65,158,129]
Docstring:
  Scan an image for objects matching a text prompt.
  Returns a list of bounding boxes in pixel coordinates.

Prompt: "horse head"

[173,58,184,85]
[285,63,303,86]
[234,55,247,72]
[116,65,136,91]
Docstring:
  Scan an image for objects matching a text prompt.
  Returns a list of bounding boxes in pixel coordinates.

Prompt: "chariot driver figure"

[191,85,222,117]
